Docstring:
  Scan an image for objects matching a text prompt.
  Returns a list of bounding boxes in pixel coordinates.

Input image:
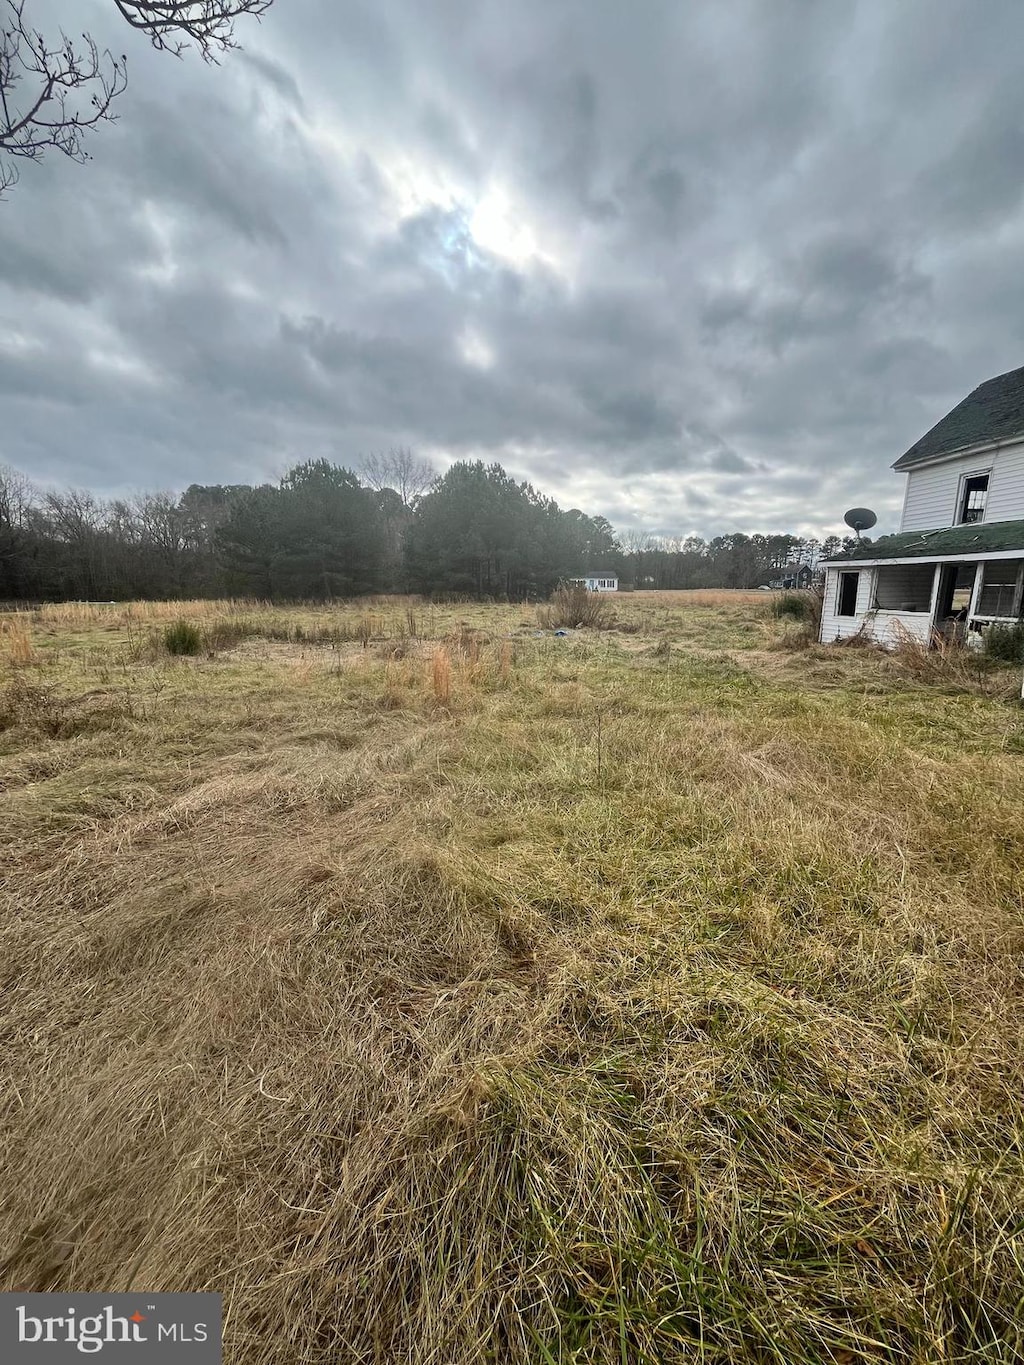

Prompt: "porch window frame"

[872,561,936,613]
[975,560,1024,619]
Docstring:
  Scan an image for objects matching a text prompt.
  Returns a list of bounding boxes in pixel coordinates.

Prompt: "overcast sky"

[3,0,1024,540]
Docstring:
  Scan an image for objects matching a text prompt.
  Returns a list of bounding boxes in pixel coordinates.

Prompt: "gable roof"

[895,365,1024,472]
[825,518,1024,563]
[893,365,1024,470]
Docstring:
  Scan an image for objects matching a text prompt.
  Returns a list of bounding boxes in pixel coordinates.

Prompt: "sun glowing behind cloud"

[469,186,560,271]
[458,327,496,369]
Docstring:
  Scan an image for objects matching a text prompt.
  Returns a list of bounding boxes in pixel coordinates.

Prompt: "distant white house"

[569,572,619,592]
[820,364,1024,647]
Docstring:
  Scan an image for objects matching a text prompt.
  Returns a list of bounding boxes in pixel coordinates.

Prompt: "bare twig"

[112,1,272,60]
[0,0,272,192]
[0,0,127,190]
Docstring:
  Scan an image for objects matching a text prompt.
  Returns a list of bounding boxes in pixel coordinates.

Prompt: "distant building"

[568,572,619,592]
[766,563,813,590]
[820,364,1024,646]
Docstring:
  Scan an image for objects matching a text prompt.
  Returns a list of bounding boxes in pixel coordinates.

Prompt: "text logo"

[1,1293,220,1362]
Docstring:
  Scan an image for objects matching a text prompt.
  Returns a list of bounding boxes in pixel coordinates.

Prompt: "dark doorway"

[936,564,974,619]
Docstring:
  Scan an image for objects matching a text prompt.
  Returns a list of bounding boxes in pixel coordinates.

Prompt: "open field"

[3,590,1024,1363]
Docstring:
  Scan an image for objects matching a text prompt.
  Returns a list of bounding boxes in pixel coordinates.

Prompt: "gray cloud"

[3,0,1024,541]
[235,49,306,111]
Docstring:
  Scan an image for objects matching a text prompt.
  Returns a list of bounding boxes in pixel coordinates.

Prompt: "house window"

[977,561,1023,617]
[837,571,859,617]
[875,563,935,612]
[958,473,989,524]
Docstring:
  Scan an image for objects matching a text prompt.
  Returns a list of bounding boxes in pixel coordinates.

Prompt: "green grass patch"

[163,619,203,655]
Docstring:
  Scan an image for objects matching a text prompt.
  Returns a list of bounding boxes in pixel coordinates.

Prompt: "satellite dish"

[844,507,877,538]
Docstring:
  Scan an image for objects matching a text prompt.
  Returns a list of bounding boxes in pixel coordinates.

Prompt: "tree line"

[617,531,858,591]
[0,456,860,604]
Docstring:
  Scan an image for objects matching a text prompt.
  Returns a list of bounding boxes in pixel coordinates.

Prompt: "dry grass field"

[2,590,1024,1363]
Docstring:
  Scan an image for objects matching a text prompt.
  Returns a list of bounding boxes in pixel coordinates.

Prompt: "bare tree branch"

[0,0,272,193]
[0,0,127,190]
[112,1,272,61]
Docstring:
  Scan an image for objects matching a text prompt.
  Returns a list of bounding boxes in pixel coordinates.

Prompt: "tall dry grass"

[0,618,36,664]
[497,640,514,683]
[883,629,1007,693]
[2,597,1024,1362]
[38,597,258,625]
[538,583,616,630]
[629,589,769,607]
[431,647,452,705]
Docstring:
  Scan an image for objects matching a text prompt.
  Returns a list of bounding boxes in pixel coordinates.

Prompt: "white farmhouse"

[820,365,1024,647]
[568,572,619,592]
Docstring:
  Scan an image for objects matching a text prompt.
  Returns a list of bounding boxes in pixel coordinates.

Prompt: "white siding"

[820,567,876,641]
[866,612,933,648]
[571,576,618,592]
[900,453,987,531]
[987,443,1024,520]
[819,567,934,649]
[900,440,1024,531]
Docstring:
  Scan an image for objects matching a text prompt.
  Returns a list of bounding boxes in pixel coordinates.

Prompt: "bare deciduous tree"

[0,0,272,192]
[0,462,34,528]
[0,463,35,586]
[360,448,437,507]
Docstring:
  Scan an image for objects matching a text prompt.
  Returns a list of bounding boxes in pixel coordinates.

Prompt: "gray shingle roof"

[827,518,1024,562]
[893,365,1024,470]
